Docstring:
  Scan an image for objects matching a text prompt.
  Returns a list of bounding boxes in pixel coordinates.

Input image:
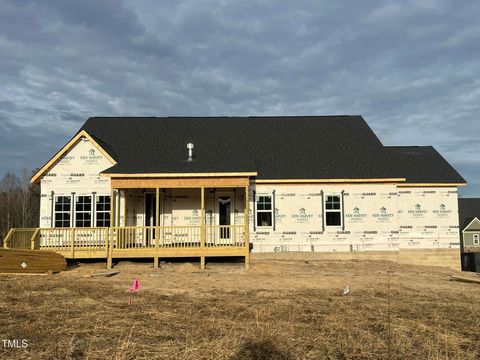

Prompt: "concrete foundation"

[252,249,461,271]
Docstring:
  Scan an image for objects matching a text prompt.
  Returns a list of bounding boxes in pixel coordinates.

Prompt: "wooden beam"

[110,245,246,257]
[155,188,160,228]
[112,176,250,189]
[116,191,121,228]
[397,183,467,187]
[200,187,205,270]
[450,275,480,284]
[30,228,40,250]
[111,189,116,227]
[255,178,406,184]
[108,187,115,269]
[123,190,127,226]
[154,187,160,269]
[102,172,257,178]
[107,229,113,269]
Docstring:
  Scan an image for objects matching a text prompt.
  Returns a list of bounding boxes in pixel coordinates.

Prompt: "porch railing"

[113,225,244,249]
[206,225,245,247]
[3,225,246,252]
[37,227,109,251]
[3,228,38,249]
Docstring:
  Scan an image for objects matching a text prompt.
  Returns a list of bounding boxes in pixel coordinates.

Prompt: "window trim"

[324,193,343,228]
[54,195,72,228]
[95,194,111,228]
[74,195,93,228]
[256,193,273,228]
[474,234,480,246]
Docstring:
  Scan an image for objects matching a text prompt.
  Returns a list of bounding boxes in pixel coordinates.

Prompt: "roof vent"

[187,143,194,161]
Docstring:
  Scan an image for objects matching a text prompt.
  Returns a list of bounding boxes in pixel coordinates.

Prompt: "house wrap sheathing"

[34,116,466,268]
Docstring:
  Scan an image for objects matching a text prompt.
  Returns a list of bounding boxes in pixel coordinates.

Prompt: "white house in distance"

[12,116,466,269]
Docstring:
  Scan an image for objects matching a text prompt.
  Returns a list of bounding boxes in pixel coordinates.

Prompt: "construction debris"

[82,271,120,278]
[450,275,480,284]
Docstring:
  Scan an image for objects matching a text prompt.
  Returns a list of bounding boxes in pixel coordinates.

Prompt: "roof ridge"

[87,115,361,119]
[385,145,434,149]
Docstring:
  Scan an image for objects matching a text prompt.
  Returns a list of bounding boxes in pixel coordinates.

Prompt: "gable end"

[462,217,480,232]
[30,130,117,184]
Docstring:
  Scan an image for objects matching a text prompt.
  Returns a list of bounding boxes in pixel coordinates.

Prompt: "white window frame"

[54,195,72,228]
[256,194,273,228]
[324,194,342,227]
[75,195,93,228]
[474,234,480,246]
[95,195,111,227]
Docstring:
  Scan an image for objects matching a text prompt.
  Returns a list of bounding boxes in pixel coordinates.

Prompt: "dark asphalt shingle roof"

[384,146,466,184]
[459,198,480,230]
[78,115,466,183]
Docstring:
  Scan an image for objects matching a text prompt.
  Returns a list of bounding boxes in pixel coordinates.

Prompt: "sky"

[0,0,479,196]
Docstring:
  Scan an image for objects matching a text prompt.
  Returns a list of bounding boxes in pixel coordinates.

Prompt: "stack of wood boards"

[0,248,67,274]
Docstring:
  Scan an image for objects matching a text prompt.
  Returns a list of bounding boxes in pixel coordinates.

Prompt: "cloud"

[0,0,479,195]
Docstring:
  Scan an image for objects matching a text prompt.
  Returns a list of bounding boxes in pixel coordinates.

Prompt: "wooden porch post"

[117,191,121,228]
[30,228,40,250]
[200,187,206,270]
[245,185,250,270]
[123,190,127,226]
[107,188,115,269]
[154,187,160,269]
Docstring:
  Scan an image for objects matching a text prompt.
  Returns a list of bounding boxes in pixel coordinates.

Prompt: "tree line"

[0,169,40,241]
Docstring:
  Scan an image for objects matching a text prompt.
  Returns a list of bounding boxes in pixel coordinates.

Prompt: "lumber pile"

[0,248,67,274]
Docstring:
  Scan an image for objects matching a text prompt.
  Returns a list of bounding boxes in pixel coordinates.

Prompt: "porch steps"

[0,248,67,274]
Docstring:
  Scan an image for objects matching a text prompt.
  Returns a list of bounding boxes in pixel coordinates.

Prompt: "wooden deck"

[3,225,250,269]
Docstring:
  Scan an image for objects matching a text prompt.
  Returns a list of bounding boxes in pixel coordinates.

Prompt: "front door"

[145,193,157,227]
[145,193,160,245]
[216,192,233,240]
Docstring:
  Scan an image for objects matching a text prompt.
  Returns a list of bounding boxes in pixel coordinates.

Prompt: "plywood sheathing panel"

[111,177,249,189]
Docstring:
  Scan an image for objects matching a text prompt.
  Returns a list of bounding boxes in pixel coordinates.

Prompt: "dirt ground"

[1,256,479,360]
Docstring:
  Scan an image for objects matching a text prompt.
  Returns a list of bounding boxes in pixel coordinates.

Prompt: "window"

[54,196,71,227]
[256,195,273,227]
[474,234,480,246]
[75,196,92,227]
[325,195,342,226]
[96,195,111,227]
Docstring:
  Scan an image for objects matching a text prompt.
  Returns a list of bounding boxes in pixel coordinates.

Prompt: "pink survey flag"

[129,278,141,293]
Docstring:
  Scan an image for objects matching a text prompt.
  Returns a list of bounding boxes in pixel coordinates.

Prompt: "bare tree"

[0,169,40,240]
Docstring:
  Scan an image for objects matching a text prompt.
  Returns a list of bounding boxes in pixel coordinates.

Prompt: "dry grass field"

[1,256,479,360]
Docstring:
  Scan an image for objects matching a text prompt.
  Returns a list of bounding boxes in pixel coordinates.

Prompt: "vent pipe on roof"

[187,143,194,161]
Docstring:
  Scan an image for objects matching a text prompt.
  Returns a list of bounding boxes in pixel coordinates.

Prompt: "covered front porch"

[4,175,251,269]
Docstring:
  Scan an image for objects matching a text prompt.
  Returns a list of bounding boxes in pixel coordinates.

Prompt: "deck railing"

[37,227,109,251]
[3,228,38,249]
[112,225,244,249]
[206,225,245,247]
[114,226,156,250]
[3,225,246,252]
